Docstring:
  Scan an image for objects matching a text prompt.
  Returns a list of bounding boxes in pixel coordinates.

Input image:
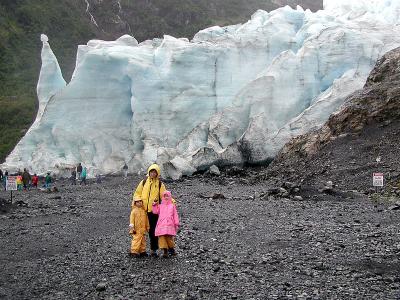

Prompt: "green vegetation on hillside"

[0,95,35,159]
[0,0,94,162]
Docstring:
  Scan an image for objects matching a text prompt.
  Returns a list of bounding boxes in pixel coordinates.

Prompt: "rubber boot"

[162,249,168,258]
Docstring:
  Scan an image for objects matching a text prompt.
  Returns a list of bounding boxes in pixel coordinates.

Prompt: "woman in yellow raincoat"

[129,197,150,257]
[133,164,166,257]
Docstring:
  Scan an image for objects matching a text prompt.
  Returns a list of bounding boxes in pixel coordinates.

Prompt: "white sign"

[6,176,17,191]
[373,173,384,187]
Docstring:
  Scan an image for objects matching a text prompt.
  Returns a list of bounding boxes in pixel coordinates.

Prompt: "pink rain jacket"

[152,191,180,236]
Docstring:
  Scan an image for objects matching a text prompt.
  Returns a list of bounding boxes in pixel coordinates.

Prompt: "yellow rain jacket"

[129,205,150,235]
[129,205,150,254]
[133,164,167,213]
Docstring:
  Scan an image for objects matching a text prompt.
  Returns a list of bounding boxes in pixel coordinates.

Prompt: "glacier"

[2,0,400,179]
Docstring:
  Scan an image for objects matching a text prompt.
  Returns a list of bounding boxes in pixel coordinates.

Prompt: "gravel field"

[0,174,399,300]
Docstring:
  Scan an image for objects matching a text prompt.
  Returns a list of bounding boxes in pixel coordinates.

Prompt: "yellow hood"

[134,163,166,212]
[147,164,161,178]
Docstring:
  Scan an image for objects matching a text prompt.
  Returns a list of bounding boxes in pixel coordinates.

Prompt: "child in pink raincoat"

[152,190,180,258]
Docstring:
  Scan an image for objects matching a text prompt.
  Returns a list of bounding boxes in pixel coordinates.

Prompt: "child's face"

[135,200,143,207]
[149,170,158,179]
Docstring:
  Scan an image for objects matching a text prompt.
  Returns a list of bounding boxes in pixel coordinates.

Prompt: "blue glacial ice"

[3,0,400,178]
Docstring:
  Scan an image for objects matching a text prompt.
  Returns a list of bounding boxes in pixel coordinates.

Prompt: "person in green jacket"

[45,172,52,189]
[80,167,87,185]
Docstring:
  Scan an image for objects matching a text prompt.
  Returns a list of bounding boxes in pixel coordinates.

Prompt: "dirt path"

[0,175,399,299]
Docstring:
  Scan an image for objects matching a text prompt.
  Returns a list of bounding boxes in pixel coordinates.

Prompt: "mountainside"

[84,0,322,41]
[266,47,400,197]
[0,0,322,163]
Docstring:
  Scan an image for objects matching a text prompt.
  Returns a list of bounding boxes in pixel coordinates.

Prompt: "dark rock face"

[366,49,400,87]
[85,0,323,41]
[272,0,322,11]
[268,47,400,195]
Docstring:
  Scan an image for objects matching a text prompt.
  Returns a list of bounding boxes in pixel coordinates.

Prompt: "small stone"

[212,257,220,263]
[209,165,220,176]
[279,187,288,194]
[212,193,226,199]
[96,282,107,291]
[261,258,269,264]
[239,178,249,185]
[314,262,325,270]
[388,205,400,211]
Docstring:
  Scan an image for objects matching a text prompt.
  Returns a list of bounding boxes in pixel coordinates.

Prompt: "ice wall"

[36,34,66,123]
[3,0,400,178]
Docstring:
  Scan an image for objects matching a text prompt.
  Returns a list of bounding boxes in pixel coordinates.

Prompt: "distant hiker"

[3,170,8,190]
[16,174,23,191]
[76,163,83,180]
[133,164,167,257]
[80,167,87,185]
[45,172,52,189]
[0,169,3,190]
[32,174,39,188]
[152,190,180,258]
[22,168,31,190]
[129,197,150,257]
[122,163,128,179]
[70,168,77,185]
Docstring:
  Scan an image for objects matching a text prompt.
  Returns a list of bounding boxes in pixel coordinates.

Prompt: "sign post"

[6,176,17,203]
[373,173,384,193]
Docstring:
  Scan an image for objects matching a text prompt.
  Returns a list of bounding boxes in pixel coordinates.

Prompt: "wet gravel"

[0,174,399,299]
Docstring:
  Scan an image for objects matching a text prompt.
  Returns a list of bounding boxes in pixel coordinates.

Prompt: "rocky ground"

[263,119,400,200]
[1,31,399,300]
[0,172,399,300]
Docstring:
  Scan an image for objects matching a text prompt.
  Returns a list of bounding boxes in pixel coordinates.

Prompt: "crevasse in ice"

[3,0,400,178]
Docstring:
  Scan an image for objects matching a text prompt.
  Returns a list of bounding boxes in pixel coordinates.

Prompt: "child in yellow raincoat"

[16,174,23,191]
[129,197,150,257]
